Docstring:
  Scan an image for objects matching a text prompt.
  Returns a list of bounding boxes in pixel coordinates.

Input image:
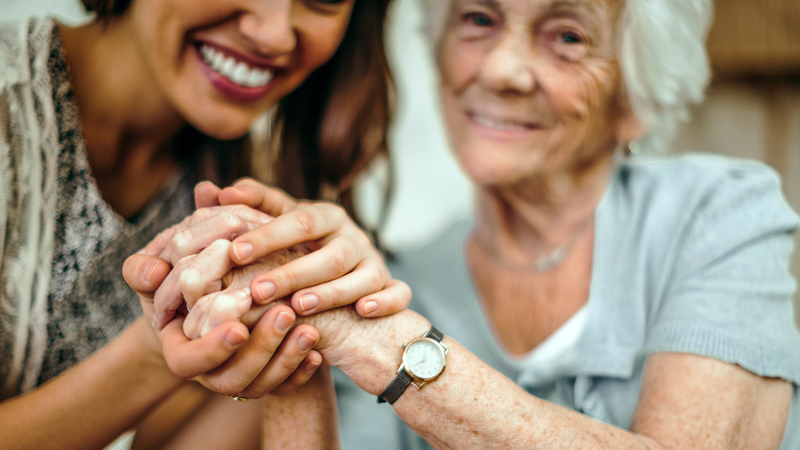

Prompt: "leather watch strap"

[426,326,443,342]
[377,326,444,404]
[377,369,413,404]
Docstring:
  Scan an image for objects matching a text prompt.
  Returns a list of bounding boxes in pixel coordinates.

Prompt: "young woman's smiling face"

[126,0,355,139]
[438,0,639,188]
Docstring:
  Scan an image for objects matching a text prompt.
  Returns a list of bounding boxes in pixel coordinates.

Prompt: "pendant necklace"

[471,215,594,272]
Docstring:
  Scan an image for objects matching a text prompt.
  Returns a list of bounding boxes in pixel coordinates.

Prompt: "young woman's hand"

[123,205,322,398]
[194,179,411,318]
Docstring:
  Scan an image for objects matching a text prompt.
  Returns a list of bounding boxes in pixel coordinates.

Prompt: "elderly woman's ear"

[614,100,648,145]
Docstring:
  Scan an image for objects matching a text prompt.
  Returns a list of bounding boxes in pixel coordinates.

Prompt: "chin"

[189,113,254,141]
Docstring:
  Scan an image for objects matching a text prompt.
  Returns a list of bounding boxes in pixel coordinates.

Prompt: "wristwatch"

[377,326,448,404]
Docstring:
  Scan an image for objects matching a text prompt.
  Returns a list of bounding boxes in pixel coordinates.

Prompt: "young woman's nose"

[238,0,297,58]
[477,29,537,95]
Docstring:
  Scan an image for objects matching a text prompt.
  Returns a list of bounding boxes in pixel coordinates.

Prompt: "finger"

[195,181,222,208]
[197,304,297,396]
[354,278,412,318]
[219,179,298,217]
[159,210,270,266]
[160,316,249,380]
[145,205,269,257]
[183,288,252,340]
[249,244,363,306]
[153,255,196,329]
[229,203,347,266]
[239,324,319,398]
[178,239,235,307]
[122,254,171,299]
[268,351,323,396]
[287,258,388,315]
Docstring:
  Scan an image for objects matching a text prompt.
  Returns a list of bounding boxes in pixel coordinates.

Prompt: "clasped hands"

[123,179,410,398]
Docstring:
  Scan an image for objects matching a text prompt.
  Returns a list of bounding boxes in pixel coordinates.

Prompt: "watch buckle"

[411,381,426,390]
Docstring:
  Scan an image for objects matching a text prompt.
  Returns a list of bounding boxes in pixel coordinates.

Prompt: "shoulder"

[612,154,799,257]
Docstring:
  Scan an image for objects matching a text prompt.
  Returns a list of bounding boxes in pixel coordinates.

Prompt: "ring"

[229,394,250,402]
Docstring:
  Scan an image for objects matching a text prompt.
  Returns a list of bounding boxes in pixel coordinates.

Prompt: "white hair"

[418,0,714,152]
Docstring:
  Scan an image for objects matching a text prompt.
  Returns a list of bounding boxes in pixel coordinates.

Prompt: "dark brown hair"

[82,0,395,228]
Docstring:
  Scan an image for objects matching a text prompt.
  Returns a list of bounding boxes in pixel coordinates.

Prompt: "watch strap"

[377,326,444,405]
[426,326,443,342]
[377,368,413,404]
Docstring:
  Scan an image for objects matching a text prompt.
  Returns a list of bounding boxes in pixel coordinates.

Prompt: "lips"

[199,43,274,88]
[195,42,279,103]
[468,112,540,131]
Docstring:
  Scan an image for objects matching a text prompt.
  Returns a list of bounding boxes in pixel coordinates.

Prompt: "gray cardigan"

[335,154,800,449]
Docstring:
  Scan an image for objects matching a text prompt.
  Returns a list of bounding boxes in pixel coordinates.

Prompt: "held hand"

[143,205,274,328]
[123,224,322,398]
[194,179,411,318]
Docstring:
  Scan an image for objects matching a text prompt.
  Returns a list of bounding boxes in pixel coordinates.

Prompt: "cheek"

[294,17,351,76]
[438,37,484,93]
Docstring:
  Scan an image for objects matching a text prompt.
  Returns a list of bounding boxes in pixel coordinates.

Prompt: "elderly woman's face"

[438,0,632,187]
[126,0,354,139]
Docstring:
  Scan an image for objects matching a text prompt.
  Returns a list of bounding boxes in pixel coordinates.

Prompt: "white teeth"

[199,44,274,88]
[212,52,224,70]
[472,114,530,131]
[232,63,249,85]
[248,68,265,87]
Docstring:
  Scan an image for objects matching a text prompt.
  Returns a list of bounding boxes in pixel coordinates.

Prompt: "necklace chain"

[470,216,593,272]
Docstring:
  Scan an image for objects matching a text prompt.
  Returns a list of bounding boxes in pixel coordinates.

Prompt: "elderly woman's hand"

[124,205,323,398]
[194,179,411,318]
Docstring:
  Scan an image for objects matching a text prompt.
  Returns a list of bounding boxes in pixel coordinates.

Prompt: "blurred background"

[2,0,798,325]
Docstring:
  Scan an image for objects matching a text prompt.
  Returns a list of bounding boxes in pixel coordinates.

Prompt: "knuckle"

[293,211,316,237]
[325,284,345,306]
[328,247,349,275]
[366,266,385,290]
[280,355,301,374]
[170,231,192,259]
[219,212,245,232]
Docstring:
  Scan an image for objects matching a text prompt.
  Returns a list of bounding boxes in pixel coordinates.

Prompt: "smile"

[468,112,539,132]
[199,44,274,88]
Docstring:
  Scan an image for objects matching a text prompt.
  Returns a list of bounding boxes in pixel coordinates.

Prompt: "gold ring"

[229,394,250,402]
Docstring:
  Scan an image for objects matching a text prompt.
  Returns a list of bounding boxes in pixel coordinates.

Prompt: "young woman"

[0,0,408,448]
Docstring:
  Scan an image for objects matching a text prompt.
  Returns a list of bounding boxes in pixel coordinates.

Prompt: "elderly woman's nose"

[238,0,297,56]
[478,33,536,94]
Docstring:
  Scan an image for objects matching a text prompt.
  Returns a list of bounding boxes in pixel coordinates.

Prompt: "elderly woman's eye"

[465,13,493,27]
[560,32,582,44]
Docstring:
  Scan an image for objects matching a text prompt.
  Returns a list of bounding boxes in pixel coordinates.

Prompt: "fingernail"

[226,328,247,347]
[364,300,378,315]
[143,260,158,283]
[300,294,319,313]
[298,333,317,352]
[256,281,276,301]
[232,242,253,262]
[193,181,212,192]
[305,359,321,371]
[276,312,294,334]
[236,287,251,299]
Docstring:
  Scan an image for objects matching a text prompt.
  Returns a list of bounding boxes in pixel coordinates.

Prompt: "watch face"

[403,338,446,380]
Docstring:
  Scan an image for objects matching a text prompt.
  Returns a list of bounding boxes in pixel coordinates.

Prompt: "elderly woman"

[130,0,800,447]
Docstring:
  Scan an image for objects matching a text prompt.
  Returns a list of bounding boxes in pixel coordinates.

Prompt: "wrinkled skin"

[182,241,308,339]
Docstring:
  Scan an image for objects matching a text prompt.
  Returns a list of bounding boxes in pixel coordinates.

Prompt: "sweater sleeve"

[644,161,800,384]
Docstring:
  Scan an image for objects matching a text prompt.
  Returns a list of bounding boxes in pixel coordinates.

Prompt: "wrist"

[322,309,430,396]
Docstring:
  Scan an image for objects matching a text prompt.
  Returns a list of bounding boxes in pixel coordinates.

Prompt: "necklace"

[470,215,594,272]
